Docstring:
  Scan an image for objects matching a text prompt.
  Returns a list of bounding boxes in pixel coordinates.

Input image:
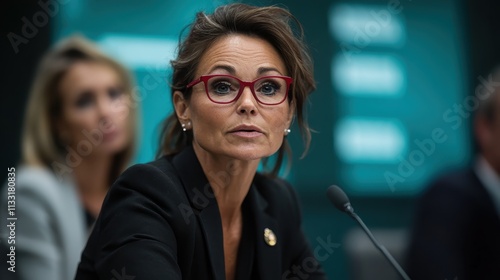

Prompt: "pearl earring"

[284,128,291,135]
[182,121,191,132]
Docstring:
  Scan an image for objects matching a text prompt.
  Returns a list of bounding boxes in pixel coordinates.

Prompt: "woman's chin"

[95,139,129,156]
[224,146,277,162]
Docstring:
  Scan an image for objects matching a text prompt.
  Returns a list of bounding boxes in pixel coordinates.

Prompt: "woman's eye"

[259,82,279,95]
[75,91,93,108]
[108,87,124,99]
[212,82,233,94]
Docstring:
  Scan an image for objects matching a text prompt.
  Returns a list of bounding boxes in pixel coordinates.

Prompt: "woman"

[0,36,137,280]
[76,4,326,280]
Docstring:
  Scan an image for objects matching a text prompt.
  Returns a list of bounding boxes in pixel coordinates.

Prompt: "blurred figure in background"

[0,35,137,280]
[407,67,500,279]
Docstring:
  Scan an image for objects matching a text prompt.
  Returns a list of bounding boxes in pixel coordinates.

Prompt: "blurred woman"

[0,35,137,280]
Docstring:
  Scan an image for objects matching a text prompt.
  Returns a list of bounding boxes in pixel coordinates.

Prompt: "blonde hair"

[22,35,138,183]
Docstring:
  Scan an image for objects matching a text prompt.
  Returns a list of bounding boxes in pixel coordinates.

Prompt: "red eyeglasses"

[186,74,293,105]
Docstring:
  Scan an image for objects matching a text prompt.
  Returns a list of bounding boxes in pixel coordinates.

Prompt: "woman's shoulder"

[118,155,179,185]
[7,165,69,195]
[95,156,193,235]
[16,164,59,180]
[1,165,80,226]
[110,155,187,204]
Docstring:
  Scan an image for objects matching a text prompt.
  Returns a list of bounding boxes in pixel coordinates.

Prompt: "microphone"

[326,185,411,280]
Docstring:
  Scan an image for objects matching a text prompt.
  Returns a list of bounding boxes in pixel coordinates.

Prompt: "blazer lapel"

[172,146,225,280]
[171,146,283,280]
[247,183,282,280]
[199,202,225,280]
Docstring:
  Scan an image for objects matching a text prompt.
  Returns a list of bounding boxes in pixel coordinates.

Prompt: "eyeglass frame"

[186,74,293,105]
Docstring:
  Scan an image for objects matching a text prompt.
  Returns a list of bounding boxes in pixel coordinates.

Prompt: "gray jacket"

[1,166,87,280]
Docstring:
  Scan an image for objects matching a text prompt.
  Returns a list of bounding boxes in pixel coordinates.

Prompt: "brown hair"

[159,3,315,176]
[22,35,138,184]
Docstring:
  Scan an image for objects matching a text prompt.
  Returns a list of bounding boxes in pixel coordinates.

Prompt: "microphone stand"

[345,208,411,280]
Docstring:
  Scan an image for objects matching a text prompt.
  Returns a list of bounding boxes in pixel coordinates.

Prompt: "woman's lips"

[228,124,264,138]
[229,130,264,138]
[102,130,119,142]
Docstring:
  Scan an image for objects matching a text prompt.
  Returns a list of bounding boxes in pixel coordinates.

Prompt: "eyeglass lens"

[206,76,288,104]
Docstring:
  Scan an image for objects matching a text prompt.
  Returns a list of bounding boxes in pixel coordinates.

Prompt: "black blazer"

[407,168,500,280]
[75,146,326,280]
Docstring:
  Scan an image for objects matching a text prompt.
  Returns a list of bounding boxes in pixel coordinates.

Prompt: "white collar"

[475,156,500,219]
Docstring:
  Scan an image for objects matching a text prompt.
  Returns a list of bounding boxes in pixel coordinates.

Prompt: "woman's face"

[58,61,132,157]
[175,34,294,161]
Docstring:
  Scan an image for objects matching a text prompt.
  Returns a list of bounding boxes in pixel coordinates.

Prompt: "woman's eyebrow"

[257,66,283,75]
[206,65,284,76]
[207,64,235,74]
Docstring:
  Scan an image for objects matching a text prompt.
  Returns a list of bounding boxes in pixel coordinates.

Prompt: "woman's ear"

[173,91,190,122]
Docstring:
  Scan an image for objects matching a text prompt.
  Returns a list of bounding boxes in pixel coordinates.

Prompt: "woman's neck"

[73,154,113,217]
[192,143,259,227]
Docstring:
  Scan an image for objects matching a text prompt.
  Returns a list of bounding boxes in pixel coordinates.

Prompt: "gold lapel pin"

[264,228,277,246]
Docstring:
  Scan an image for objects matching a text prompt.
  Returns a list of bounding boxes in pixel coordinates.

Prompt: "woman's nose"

[236,86,258,115]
